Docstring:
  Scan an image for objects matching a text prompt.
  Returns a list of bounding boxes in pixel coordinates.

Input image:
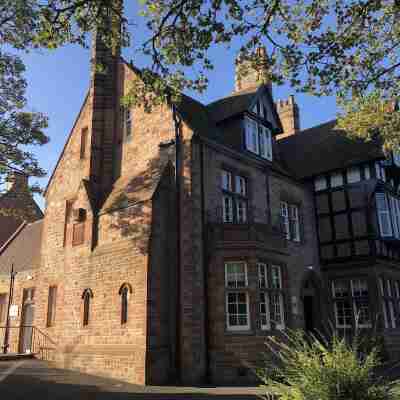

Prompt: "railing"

[0,326,57,360]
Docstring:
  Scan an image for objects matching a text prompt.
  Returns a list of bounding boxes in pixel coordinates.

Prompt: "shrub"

[257,330,400,400]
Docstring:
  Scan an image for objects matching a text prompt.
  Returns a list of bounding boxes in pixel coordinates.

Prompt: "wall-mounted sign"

[9,305,19,318]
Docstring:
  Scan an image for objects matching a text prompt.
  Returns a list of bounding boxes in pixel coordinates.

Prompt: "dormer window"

[244,117,272,161]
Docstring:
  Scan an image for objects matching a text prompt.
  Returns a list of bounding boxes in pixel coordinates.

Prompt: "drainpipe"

[200,140,211,381]
[3,264,16,354]
[172,103,182,382]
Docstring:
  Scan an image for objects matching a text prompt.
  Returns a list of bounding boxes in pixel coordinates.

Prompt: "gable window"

[244,117,272,161]
[46,286,57,327]
[80,127,88,159]
[82,288,93,326]
[225,262,250,331]
[376,193,393,237]
[0,293,7,323]
[221,170,248,223]
[280,201,300,242]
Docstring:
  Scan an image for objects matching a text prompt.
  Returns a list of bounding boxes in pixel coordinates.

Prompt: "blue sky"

[19,2,337,209]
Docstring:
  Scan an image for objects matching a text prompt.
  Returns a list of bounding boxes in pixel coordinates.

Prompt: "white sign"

[9,305,19,318]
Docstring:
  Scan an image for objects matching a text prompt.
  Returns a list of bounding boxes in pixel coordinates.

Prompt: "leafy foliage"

[258,330,400,400]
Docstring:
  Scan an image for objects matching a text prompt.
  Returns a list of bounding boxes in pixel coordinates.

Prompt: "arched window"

[118,283,132,325]
[81,288,93,326]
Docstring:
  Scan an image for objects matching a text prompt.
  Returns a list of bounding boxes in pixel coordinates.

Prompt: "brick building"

[0,31,400,385]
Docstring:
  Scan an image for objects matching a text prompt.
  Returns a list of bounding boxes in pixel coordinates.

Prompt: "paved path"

[0,359,265,399]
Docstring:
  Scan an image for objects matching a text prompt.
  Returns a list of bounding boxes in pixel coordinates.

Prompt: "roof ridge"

[278,119,338,143]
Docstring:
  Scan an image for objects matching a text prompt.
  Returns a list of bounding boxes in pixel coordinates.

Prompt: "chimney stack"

[275,95,300,139]
[5,171,29,192]
[234,47,272,93]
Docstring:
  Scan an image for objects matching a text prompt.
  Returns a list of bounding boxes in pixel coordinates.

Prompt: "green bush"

[257,330,400,400]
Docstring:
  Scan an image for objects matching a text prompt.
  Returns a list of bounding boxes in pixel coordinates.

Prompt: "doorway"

[303,295,315,332]
[19,288,35,354]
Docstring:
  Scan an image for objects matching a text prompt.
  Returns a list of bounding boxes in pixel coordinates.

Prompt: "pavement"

[0,359,265,400]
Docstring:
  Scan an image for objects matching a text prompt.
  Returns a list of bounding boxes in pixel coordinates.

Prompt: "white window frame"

[244,117,272,161]
[379,278,389,328]
[235,175,246,196]
[236,198,248,223]
[271,265,282,289]
[222,170,233,191]
[314,176,327,191]
[225,262,248,288]
[259,292,271,330]
[270,292,285,330]
[280,201,290,240]
[332,281,352,329]
[258,263,268,289]
[350,279,371,328]
[390,196,400,238]
[376,193,393,237]
[222,195,234,223]
[226,292,250,331]
[289,204,300,242]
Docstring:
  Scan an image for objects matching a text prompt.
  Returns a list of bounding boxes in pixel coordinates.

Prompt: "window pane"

[226,292,249,330]
[289,205,300,242]
[221,170,232,191]
[280,202,290,239]
[364,165,371,180]
[258,263,268,288]
[225,262,247,288]
[334,300,352,327]
[236,199,247,223]
[270,293,284,327]
[271,265,282,289]
[347,167,361,183]
[222,196,233,223]
[314,176,327,191]
[332,280,349,298]
[331,172,343,187]
[235,176,246,196]
[376,193,393,237]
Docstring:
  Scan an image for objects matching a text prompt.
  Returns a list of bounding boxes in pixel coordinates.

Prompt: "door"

[19,286,35,354]
[303,295,314,332]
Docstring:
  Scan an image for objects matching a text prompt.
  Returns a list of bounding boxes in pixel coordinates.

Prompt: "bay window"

[258,263,285,330]
[244,117,272,161]
[379,278,397,329]
[332,279,371,329]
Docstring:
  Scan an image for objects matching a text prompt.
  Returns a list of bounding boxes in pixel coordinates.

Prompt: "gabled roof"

[278,120,384,179]
[0,219,43,274]
[206,85,283,133]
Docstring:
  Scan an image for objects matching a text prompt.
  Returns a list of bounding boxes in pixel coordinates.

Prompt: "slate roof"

[277,120,384,179]
[0,220,43,274]
[207,87,257,123]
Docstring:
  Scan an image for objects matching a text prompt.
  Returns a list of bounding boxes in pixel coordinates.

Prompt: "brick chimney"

[275,95,300,139]
[89,2,122,202]
[234,47,272,93]
[5,171,29,192]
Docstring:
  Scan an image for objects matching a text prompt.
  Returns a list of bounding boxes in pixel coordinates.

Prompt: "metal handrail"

[0,325,57,360]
